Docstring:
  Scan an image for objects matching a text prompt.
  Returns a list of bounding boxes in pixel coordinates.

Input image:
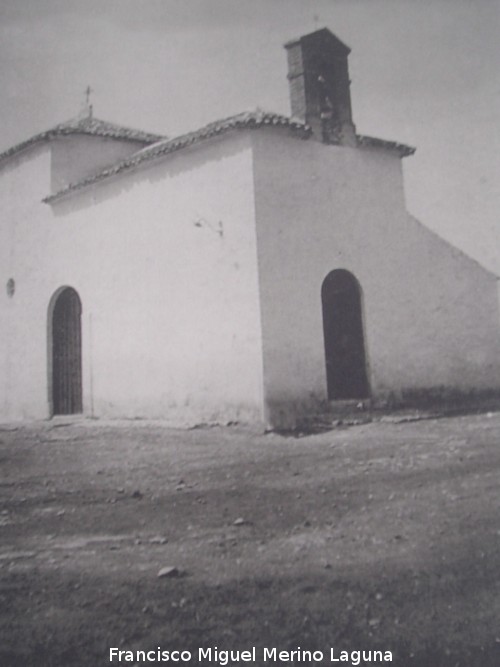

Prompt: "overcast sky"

[1,0,499,273]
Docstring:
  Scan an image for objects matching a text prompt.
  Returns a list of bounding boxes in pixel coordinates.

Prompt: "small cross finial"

[79,85,93,119]
[85,85,93,106]
[313,14,319,29]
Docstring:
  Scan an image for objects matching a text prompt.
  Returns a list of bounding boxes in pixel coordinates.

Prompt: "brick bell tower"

[284,28,357,146]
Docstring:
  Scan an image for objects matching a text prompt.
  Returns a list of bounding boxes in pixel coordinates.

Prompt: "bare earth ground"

[1,414,500,667]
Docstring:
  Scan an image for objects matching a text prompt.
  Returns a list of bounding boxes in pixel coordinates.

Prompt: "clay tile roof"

[41,110,414,204]
[44,110,312,203]
[357,134,416,158]
[0,115,165,164]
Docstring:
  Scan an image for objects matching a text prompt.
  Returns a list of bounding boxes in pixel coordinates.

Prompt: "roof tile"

[24,110,413,204]
[44,110,312,203]
[0,115,165,164]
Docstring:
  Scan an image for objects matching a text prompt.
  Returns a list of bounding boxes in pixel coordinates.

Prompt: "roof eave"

[357,134,416,158]
[44,111,312,204]
[0,119,165,166]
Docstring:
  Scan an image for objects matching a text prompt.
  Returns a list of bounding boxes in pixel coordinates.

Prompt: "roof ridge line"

[0,116,166,165]
[44,110,312,203]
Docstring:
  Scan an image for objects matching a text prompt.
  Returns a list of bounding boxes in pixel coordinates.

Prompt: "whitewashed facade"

[1,28,499,428]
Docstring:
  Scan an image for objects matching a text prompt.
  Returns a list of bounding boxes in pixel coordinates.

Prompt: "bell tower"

[284,28,357,146]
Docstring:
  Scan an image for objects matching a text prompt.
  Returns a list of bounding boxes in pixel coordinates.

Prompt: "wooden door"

[321,270,369,400]
[52,287,82,415]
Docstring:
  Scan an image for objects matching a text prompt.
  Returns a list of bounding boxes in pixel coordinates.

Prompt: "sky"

[0,0,499,273]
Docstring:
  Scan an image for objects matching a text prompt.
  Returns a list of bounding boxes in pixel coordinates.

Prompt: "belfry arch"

[49,287,83,415]
[321,269,369,400]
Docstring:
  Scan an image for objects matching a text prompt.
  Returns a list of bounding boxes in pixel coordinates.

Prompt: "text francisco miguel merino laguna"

[109,647,393,664]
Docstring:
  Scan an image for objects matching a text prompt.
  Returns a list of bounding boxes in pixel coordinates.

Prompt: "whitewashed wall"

[252,128,500,427]
[2,126,499,428]
[0,132,264,424]
[0,145,53,419]
[51,135,146,195]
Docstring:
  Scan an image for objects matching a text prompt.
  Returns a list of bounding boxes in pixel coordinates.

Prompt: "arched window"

[49,287,83,415]
[321,269,369,400]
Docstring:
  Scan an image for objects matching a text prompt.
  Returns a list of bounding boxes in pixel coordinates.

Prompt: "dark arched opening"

[321,269,369,400]
[50,287,82,415]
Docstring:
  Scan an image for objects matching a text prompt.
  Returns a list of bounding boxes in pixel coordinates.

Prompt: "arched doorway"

[321,269,369,400]
[50,287,82,415]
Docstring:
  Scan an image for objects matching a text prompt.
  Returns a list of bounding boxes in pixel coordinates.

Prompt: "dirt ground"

[1,413,500,667]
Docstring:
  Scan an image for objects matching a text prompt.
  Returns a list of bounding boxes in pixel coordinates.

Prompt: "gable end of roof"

[41,110,415,205]
[43,110,312,203]
[0,116,166,165]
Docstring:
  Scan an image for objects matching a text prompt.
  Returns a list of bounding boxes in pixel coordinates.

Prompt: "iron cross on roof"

[81,85,94,118]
